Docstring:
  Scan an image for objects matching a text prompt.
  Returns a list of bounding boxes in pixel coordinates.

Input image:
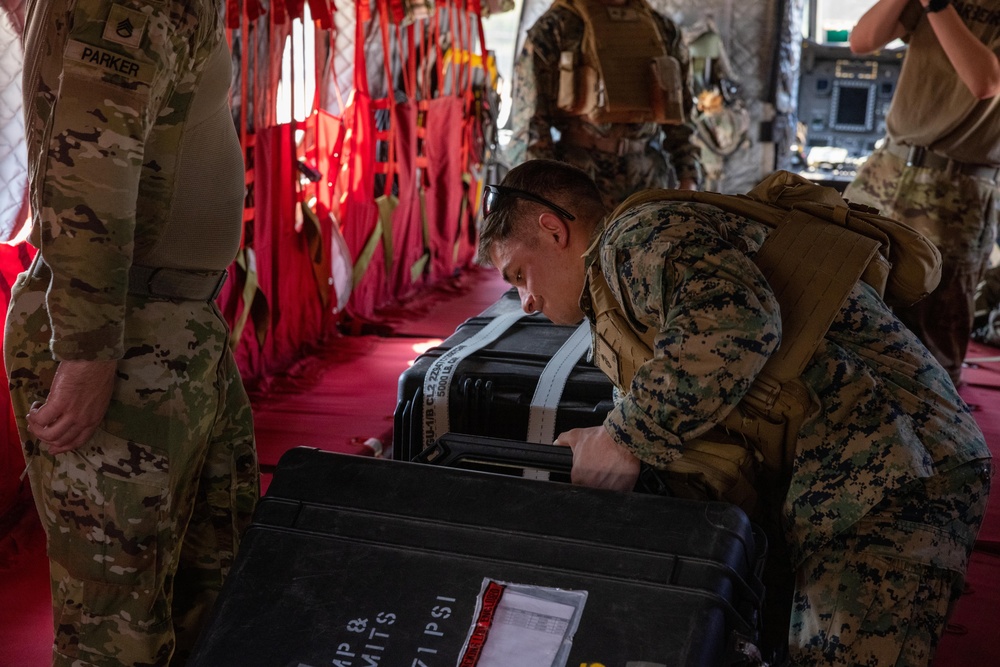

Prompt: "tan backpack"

[588,170,941,512]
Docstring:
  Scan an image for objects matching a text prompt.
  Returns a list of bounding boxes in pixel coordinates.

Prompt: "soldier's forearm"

[850,0,911,53]
[925,4,1000,99]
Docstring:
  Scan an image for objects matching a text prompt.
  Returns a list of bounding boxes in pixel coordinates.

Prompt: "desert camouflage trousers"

[844,146,999,385]
[4,263,259,667]
[788,458,992,666]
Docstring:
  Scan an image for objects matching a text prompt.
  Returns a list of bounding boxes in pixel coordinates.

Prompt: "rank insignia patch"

[102,4,148,48]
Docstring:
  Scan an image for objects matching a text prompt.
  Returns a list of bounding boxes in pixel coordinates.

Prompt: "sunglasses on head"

[482,184,576,221]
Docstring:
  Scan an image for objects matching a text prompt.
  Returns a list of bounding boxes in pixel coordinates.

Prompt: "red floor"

[2,267,999,665]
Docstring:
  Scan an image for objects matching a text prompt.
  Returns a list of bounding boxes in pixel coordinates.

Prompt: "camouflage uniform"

[506,1,702,210]
[973,259,1000,344]
[843,0,1000,386]
[845,148,999,387]
[581,201,992,663]
[6,0,258,664]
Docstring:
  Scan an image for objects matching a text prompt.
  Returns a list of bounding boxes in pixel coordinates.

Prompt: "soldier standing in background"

[506,0,703,209]
[844,0,1000,386]
[6,0,259,664]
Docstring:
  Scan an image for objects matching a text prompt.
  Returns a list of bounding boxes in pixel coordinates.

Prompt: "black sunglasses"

[482,184,576,221]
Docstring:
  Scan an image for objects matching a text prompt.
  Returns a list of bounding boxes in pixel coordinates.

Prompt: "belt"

[884,139,1000,181]
[561,126,649,156]
[130,265,228,301]
[30,260,227,302]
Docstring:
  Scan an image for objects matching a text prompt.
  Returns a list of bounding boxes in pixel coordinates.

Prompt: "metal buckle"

[145,267,165,297]
[210,270,228,301]
[906,145,926,168]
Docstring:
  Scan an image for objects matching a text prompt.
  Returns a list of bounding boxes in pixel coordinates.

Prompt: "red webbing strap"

[414,7,439,175]
[375,0,397,277]
[432,4,444,95]
[403,22,416,101]
[348,0,383,290]
[461,0,473,96]
[403,21,430,281]
[415,0,443,171]
[406,21,424,177]
[227,0,266,29]
[306,109,346,220]
[419,0,465,279]
[282,0,319,25]
[376,0,396,184]
[453,0,479,262]
[307,0,336,29]
[229,0,270,349]
[293,14,332,308]
[388,0,406,22]
[471,0,488,212]
[448,0,461,95]
[352,0,394,287]
[460,0,474,172]
[415,17,427,101]
[354,0,370,98]
[273,0,288,27]
[472,0,487,66]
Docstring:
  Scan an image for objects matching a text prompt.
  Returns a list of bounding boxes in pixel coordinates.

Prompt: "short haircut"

[478,159,605,267]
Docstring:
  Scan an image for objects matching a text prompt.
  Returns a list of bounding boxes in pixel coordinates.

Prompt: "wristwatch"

[926,0,950,12]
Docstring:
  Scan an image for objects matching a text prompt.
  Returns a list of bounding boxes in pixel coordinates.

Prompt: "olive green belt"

[30,259,227,302]
[885,138,1000,182]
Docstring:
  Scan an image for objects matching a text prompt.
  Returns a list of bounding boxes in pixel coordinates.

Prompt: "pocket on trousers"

[47,427,170,621]
[230,437,260,538]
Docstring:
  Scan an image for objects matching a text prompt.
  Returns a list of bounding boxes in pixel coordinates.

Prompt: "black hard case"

[189,447,765,667]
[393,296,615,463]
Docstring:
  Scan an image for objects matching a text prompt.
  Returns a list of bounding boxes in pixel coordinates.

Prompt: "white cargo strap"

[422,310,527,450]
[527,322,592,444]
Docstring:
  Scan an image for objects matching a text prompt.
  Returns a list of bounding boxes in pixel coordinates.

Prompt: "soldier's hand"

[27,360,117,454]
[554,425,640,491]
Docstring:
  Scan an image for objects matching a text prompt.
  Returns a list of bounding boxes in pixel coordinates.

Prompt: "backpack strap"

[754,209,879,381]
[607,188,880,383]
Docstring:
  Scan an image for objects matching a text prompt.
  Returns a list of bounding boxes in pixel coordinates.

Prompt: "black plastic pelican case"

[392,303,615,463]
[188,447,766,667]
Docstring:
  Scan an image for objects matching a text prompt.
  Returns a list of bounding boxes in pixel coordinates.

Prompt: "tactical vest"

[553,0,684,125]
[586,170,942,513]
